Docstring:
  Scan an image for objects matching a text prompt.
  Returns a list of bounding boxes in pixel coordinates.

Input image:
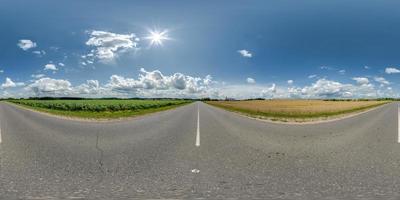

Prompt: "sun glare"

[146,29,170,46]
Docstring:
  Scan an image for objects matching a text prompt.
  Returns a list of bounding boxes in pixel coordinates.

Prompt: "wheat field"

[207,100,388,120]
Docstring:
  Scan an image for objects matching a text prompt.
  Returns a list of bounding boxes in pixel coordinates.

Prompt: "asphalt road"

[0,101,399,199]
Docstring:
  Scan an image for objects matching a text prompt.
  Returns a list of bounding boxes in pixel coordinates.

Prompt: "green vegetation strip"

[206,101,389,120]
[8,99,192,119]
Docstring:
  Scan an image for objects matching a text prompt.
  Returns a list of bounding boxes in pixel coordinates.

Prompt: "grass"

[206,100,389,122]
[7,99,192,119]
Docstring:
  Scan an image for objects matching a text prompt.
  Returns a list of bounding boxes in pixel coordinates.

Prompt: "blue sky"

[1,0,400,99]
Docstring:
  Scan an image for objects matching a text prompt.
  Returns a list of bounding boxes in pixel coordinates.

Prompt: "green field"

[7,99,191,119]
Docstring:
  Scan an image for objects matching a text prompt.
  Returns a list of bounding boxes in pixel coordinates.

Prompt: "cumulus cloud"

[106,68,214,95]
[1,78,24,89]
[74,80,102,96]
[261,84,277,98]
[352,77,369,85]
[339,69,346,75]
[246,77,255,84]
[200,76,393,100]
[287,80,293,85]
[299,79,351,98]
[237,49,252,58]
[44,63,57,71]
[27,78,71,96]
[85,30,140,62]
[385,67,400,74]
[374,77,390,85]
[2,68,397,99]
[17,39,37,51]
[106,75,142,92]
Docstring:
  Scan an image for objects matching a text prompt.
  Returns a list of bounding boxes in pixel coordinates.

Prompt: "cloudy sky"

[1,0,400,99]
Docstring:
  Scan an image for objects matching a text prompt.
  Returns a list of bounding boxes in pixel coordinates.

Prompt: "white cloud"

[364,66,370,69]
[339,69,346,74]
[246,77,255,84]
[85,30,139,62]
[261,84,277,98]
[302,79,349,98]
[105,68,214,95]
[58,63,65,67]
[31,74,46,79]
[287,80,293,85]
[1,78,24,89]
[237,49,252,58]
[106,75,142,92]
[0,69,4,73]
[385,67,400,74]
[27,78,71,96]
[298,79,375,98]
[1,68,397,99]
[320,66,333,70]
[17,39,37,51]
[352,77,369,85]
[74,80,102,96]
[374,77,390,85]
[44,63,57,71]
[308,74,317,79]
[32,50,46,56]
[197,76,393,100]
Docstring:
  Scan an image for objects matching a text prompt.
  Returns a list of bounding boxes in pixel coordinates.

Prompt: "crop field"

[7,99,191,119]
[207,100,389,121]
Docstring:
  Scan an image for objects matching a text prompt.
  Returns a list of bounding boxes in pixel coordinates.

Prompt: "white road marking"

[196,105,200,147]
[398,103,400,143]
[191,169,200,174]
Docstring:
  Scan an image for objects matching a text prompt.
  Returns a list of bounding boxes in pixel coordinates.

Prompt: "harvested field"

[206,100,389,122]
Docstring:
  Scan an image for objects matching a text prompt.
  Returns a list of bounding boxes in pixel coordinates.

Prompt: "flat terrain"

[6,99,191,119]
[207,99,389,122]
[0,101,399,199]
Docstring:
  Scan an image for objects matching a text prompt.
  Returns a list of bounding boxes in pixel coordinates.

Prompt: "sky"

[1,0,400,99]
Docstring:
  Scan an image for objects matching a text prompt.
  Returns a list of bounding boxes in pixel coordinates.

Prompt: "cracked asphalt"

[0,101,400,199]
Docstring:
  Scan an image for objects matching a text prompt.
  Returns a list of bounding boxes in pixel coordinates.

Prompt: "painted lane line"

[396,103,400,143]
[195,105,200,147]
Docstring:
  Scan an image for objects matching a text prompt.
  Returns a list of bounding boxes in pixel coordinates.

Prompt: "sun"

[145,29,170,46]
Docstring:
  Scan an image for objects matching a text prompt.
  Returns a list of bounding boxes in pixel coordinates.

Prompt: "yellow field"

[207,100,389,120]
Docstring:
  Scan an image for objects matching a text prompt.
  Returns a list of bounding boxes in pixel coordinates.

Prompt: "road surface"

[0,101,399,199]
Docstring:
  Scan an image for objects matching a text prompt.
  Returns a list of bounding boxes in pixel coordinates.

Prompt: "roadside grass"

[206,100,389,122]
[7,99,192,119]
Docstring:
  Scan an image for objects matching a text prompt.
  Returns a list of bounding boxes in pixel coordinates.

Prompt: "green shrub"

[9,99,189,112]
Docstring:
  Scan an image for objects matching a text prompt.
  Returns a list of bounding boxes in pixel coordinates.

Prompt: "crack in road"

[95,131,106,176]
